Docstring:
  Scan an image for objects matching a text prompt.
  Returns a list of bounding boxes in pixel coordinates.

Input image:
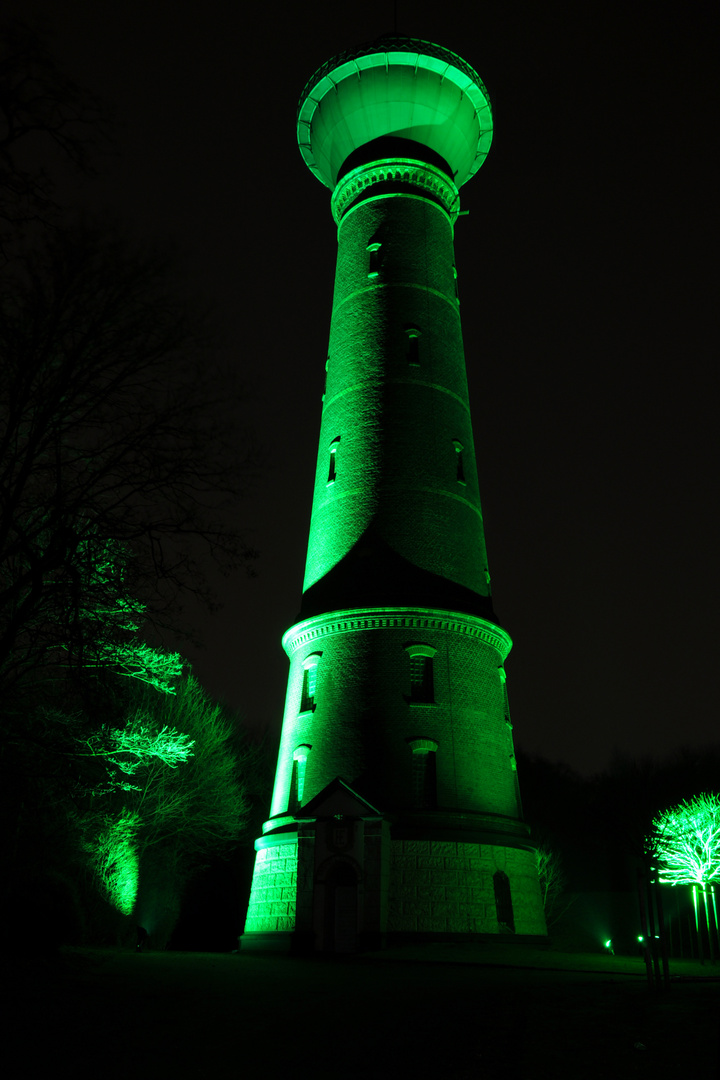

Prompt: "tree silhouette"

[0,21,256,699]
[0,19,110,257]
[0,223,256,697]
[0,21,259,948]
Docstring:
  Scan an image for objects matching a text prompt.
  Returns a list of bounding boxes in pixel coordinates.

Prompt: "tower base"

[241,780,547,954]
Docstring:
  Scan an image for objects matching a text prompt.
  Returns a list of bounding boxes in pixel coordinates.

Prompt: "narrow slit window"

[453,440,466,485]
[405,326,421,367]
[367,242,382,279]
[327,436,340,485]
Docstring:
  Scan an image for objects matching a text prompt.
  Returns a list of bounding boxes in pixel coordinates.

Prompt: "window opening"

[408,739,439,809]
[367,242,382,278]
[290,744,312,809]
[453,440,466,485]
[327,436,340,485]
[300,654,321,712]
[405,325,421,367]
[493,871,515,932]
[410,656,434,702]
[405,644,437,704]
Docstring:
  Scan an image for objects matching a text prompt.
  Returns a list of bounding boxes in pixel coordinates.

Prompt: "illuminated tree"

[86,808,142,916]
[649,793,720,960]
[53,532,184,694]
[651,794,720,887]
[0,24,257,945]
[79,676,252,942]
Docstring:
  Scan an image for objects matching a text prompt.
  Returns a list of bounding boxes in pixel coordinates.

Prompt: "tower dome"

[297,35,493,190]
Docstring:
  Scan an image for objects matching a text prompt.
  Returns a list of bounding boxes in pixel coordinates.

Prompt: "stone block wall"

[243,842,299,934]
[388,839,546,936]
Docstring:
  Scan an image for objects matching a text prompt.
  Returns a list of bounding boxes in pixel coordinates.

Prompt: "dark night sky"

[7,0,718,775]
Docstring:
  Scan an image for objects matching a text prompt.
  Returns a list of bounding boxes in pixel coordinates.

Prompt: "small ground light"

[604,938,614,955]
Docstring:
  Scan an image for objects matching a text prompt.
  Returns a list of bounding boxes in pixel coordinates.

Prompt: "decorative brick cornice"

[283,607,512,660]
[331,159,460,223]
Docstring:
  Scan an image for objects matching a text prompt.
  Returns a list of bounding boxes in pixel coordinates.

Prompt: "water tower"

[242,36,547,952]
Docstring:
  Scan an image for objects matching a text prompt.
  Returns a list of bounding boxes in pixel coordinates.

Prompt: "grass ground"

[6,943,718,1079]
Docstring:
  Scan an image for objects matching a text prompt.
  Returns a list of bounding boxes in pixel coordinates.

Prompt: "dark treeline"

[0,19,267,955]
[519,744,720,892]
[517,745,720,952]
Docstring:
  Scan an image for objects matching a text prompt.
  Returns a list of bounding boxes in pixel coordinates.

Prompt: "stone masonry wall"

[388,839,546,936]
[243,842,299,934]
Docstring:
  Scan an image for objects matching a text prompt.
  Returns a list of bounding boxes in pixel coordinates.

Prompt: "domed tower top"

[297,35,493,190]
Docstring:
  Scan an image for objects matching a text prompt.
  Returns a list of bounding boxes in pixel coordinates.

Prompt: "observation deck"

[297,35,493,190]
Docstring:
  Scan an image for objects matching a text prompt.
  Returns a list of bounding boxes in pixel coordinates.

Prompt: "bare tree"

[535,844,574,928]
[0,20,256,701]
[0,24,258,947]
[0,225,256,697]
[0,19,110,257]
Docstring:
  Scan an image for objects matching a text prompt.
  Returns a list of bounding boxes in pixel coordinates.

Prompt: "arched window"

[493,870,515,932]
[300,653,321,713]
[404,325,421,367]
[367,241,382,278]
[405,644,437,705]
[407,738,439,809]
[290,744,312,809]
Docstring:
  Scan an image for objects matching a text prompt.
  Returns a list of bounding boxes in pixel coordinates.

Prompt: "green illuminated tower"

[242,36,547,951]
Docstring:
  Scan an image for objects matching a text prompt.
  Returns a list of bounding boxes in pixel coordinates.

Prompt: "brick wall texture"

[246,179,547,944]
[303,192,490,598]
[271,613,519,823]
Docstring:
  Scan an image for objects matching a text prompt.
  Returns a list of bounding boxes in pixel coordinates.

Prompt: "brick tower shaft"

[302,173,492,618]
[242,37,547,952]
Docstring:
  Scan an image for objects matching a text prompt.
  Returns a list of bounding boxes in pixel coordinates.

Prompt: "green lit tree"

[651,794,720,887]
[53,531,184,695]
[648,793,720,961]
[0,23,257,946]
[80,675,252,943]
